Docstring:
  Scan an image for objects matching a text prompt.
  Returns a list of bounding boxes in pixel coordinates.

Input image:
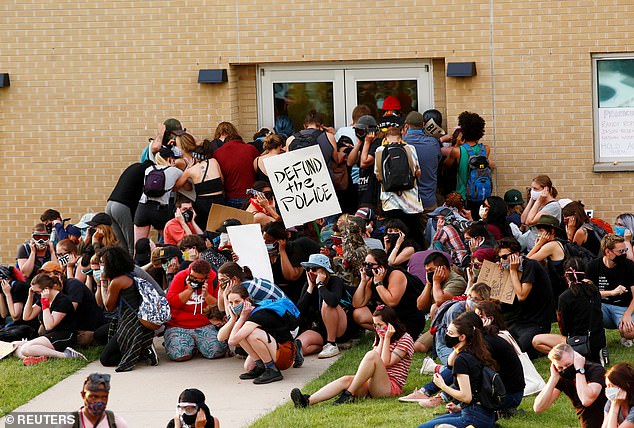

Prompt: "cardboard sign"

[206,204,254,233]
[0,341,16,360]
[227,224,274,283]
[477,260,516,304]
[263,145,342,228]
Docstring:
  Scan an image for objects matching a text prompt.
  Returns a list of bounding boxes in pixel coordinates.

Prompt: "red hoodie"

[166,268,218,329]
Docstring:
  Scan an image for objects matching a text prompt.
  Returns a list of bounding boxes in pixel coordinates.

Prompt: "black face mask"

[426,272,434,284]
[559,365,577,379]
[45,223,53,234]
[364,267,374,277]
[182,413,197,426]
[614,254,627,265]
[182,209,194,224]
[444,333,460,348]
[354,127,367,140]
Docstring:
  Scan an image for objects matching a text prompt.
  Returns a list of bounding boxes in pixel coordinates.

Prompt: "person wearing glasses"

[495,237,553,358]
[16,223,58,283]
[352,249,426,340]
[244,181,281,226]
[586,234,634,348]
[67,373,129,428]
[164,259,225,361]
[295,254,349,359]
[168,388,219,428]
[613,213,634,262]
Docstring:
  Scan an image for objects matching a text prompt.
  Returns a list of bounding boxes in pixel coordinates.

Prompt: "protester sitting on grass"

[167,388,219,428]
[164,259,226,362]
[69,373,129,428]
[295,254,348,359]
[17,273,86,365]
[602,362,634,428]
[218,284,296,385]
[291,305,414,407]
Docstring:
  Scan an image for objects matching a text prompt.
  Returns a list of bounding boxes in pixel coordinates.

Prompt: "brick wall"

[1,1,633,262]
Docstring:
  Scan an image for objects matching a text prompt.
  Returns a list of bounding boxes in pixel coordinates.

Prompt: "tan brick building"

[2,1,633,263]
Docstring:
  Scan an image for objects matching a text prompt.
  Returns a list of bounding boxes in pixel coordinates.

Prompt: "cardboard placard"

[206,204,254,233]
[477,260,516,304]
[0,341,16,360]
[263,145,342,228]
[227,224,274,283]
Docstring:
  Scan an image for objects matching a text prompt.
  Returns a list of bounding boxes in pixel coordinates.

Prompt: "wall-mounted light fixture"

[446,62,477,77]
[198,69,228,84]
[0,73,10,87]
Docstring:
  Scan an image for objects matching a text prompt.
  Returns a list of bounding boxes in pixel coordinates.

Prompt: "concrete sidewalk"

[2,337,340,427]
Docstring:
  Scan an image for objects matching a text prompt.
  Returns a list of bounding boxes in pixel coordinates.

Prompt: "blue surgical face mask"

[93,269,102,282]
[615,226,626,237]
[231,301,244,315]
[466,298,478,310]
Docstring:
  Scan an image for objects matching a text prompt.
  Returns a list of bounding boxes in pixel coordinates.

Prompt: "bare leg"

[20,337,67,359]
[245,328,277,364]
[532,333,565,355]
[321,303,347,342]
[353,307,374,331]
[415,331,432,354]
[133,225,151,250]
[297,330,324,356]
[308,375,355,405]
[347,350,392,398]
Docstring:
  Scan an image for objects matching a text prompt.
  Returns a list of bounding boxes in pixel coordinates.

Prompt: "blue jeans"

[225,198,248,209]
[421,365,453,396]
[418,403,496,428]
[503,390,524,411]
[602,303,627,329]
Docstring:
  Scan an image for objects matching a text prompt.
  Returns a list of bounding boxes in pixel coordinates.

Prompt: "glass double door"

[258,63,432,134]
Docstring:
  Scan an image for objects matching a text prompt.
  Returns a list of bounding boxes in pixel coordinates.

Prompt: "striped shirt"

[377,333,415,388]
[242,277,287,304]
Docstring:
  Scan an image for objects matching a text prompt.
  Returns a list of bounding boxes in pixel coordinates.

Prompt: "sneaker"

[293,339,304,368]
[145,343,159,366]
[621,338,633,348]
[318,343,340,359]
[333,390,355,405]
[418,395,443,408]
[253,367,283,385]
[601,347,610,367]
[290,388,310,408]
[239,365,265,380]
[420,356,438,375]
[398,389,430,403]
[63,347,87,361]
[23,356,48,366]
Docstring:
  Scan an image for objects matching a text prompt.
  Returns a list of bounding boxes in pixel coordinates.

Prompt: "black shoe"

[145,343,159,366]
[290,388,310,408]
[293,339,304,368]
[239,365,265,380]
[333,390,354,405]
[253,367,283,384]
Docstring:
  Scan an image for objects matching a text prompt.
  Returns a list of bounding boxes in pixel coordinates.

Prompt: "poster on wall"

[263,145,341,228]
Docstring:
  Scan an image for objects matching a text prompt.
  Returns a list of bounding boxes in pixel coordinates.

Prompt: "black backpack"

[143,165,167,198]
[557,238,596,269]
[376,142,416,193]
[288,129,323,151]
[479,365,506,410]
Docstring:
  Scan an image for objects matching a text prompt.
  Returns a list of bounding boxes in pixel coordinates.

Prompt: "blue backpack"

[464,144,492,202]
[251,297,300,329]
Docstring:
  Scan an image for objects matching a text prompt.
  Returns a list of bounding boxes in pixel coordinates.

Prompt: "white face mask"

[478,205,488,219]
[530,189,542,201]
[605,386,620,402]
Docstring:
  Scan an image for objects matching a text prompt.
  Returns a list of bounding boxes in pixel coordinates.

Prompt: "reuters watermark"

[4,412,76,427]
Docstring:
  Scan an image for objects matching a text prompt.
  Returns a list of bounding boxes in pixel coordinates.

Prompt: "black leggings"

[100,336,123,367]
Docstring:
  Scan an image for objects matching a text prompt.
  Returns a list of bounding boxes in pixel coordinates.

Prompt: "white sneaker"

[64,347,87,361]
[420,356,438,375]
[318,343,340,359]
[621,338,633,348]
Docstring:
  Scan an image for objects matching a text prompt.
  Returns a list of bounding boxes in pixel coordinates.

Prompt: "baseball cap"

[428,206,453,218]
[38,261,63,274]
[75,213,95,229]
[155,245,182,261]
[86,212,112,227]
[163,118,183,134]
[354,115,377,130]
[503,189,524,205]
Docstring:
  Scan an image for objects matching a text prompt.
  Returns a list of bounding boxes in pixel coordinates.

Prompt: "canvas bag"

[499,330,545,396]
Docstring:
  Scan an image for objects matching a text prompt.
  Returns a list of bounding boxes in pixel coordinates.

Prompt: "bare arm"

[534,365,562,413]
[352,275,372,308]
[374,269,406,307]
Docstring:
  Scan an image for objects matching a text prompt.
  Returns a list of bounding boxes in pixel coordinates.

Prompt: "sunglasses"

[497,253,512,261]
[32,234,50,241]
[362,262,379,269]
[305,267,320,273]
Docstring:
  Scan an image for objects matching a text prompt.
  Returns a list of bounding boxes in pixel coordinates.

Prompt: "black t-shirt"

[357,138,381,207]
[297,276,345,331]
[16,245,52,282]
[555,362,607,428]
[8,280,40,329]
[108,160,154,212]
[514,258,554,327]
[558,289,604,337]
[271,237,321,303]
[586,258,634,307]
[484,334,525,394]
[63,278,105,331]
[37,292,77,333]
[452,351,483,405]
[248,308,293,344]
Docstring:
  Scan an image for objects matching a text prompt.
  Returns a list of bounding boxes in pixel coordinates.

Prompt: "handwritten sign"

[263,145,341,227]
[477,260,516,304]
[227,224,274,283]
[598,108,634,158]
[206,204,254,233]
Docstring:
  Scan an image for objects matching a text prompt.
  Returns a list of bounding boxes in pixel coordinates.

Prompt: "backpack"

[464,144,492,202]
[120,275,171,330]
[251,297,301,330]
[375,143,416,193]
[143,165,167,197]
[72,410,117,428]
[288,129,323,151]
[331,161,349,191]
[557,238,596,269]
[584,220,609,245]
[479,365,507,410]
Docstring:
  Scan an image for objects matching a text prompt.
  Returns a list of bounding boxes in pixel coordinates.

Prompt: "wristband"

[41,298,50,310]
[375,281,384,287]
[316,281,326,287]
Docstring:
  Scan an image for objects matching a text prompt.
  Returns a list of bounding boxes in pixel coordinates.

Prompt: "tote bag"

[499,330,546,396]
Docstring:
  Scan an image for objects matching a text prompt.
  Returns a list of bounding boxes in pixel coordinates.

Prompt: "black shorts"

[134,201,171,230]
[44,331,76,352]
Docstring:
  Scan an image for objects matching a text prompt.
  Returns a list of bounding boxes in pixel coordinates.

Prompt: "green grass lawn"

[0,346,102,417]
[252,329,631,428]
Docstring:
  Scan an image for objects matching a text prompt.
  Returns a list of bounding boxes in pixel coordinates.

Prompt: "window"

[593,54,634,171]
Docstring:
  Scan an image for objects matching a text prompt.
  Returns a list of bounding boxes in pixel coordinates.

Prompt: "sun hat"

[300,253,334,274]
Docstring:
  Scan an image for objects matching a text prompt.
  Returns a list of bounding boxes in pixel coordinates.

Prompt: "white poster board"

[227,224,274,283]
[598,108,634,158]
[263,145,342,227]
